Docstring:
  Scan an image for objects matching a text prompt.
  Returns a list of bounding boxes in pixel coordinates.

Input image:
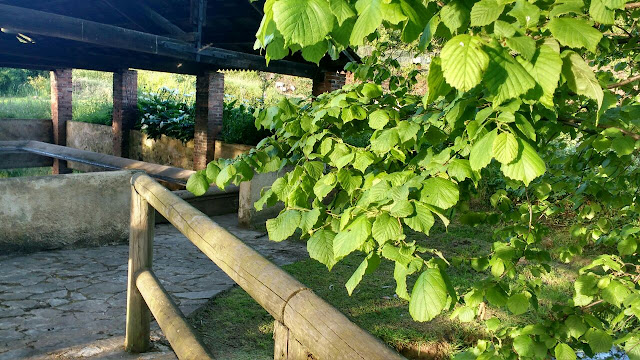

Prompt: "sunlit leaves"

[517,44,563,108]
[350,0,383,46]
[492,132,520,164]
[372,212,403,244]
[266,209,301,242]
[470,0,504,27]
[562,51,604,111]
[425,57,452,104]
[333,215,371,260]
[548,18,603,53]
[273,0,335,46]
[484,44,536,106]
[329,0,356,25]
[421,177,460,209]
[470,129,498,171]
[500,138,546,186]
[404,202,436,235]
[440,35,489,91]
[307,230,337,270]
[409,268,449,322]
[186,171,209,196]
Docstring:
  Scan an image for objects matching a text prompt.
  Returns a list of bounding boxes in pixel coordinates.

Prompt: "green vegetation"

[0,167,52,178]
[191,222,584,359]
[187,0,640,358]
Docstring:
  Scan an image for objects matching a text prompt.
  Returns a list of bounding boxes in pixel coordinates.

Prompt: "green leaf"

[362,83,383,98]
[409,268,449,322]
[372,212,403,245]
[590,0,615,24]
[447,159,475,182]
[333,215,372,260]
[501,138,546,186]
[273,0,335,46]
[330,0,356,25]
[565,315,587,339]
[350,0,383,46]
[484,44,536,105]
[585,329,613,353]
[400,0,434,43]
[492,132,520,164]
[346,253,380,295]
[186,172,209,196]
[205,162,221,183]
[486,285,508,306]
[370,128,400,154]
[307,229,337,270]
[562,51,604,111]
[337,169,363,194]
[470,0,504,27]
[494,20,516,37]
[611,136,636,156]
[515,113,536,141]
[390,200,414,217]
[300,208,321,233]
[506,36,536,60]
[381,1,408,24]
[266,209,301,242]
[548,18,603,53]
[602,280,631,307]
[397,122,420,142]
[624,336,640,360]
[602,0,627,9]
[301,40,328,64]
[266,36,289,62]
[353,151,375,173]
[513,335,535,357]
[404,202,435,235]
[507,292,530,315]
[618,236,637,255]
[440,35,489,92]
[425,57,452,103]
[441,0,470,33]
[517,44,563,108]
[508,0,540,28]
[421,177,460,209]
[470,129,498,171]
[369,109,390,129]
[314,172,337,199]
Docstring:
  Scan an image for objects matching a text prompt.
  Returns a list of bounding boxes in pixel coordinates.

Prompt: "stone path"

[0,214,307,360]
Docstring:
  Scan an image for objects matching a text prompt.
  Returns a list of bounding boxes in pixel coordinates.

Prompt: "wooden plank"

[273,321,289,360]
[125,186,154,352]
[283,290,404,360]
[135,270,214,359]
[0,4,320,78]
[131,174,405,360]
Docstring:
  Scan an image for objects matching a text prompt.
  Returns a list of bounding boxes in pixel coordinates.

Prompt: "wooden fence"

[126,173,405,360]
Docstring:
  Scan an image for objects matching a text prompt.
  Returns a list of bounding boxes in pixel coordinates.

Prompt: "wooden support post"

[125,180,154,353]
[274,321,314,360]
[50,68,72,174]
[136,269,214,359]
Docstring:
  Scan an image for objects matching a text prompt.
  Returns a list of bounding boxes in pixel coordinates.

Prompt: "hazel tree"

[188,0,640,358]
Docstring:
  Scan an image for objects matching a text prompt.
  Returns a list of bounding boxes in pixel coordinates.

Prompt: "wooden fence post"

[274,321,314,360]
[125,180,155,352]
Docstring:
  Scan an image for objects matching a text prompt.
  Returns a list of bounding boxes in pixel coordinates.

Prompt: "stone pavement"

[0,214,307,359]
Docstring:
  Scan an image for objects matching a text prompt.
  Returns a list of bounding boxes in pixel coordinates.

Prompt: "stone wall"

[0,170,135,252]
[0,119,52,142]
[66,121,114,172]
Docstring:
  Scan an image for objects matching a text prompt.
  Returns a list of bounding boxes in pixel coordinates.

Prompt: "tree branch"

[607,74,640,89]
[559,118,640,141]
[626,2,640,9]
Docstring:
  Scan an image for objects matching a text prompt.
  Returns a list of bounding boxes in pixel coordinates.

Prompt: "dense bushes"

[137,88,270,145]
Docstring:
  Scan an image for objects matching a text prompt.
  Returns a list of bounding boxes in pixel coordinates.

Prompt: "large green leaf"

[369,109,390,129]
[517,44,563,108]
[307,230,337,270]
[440,35,489,91]
[470,129,498,171]
[266,209,301,242]
[505,36,536,60]
[555,344,577,360]
[400,0,434,43]
[186,172,209,196]
[425,57,452,103]
[492,132,520,164]
[501,138,546,186]
[562,51,604,111]
[507,292,530,314]
[484,44,536,105]
[350,0,383,46]
[585,329,613,353]
[440,0,470,33]
[330,0,356,25]
[548,18,603,53]
[346,253,380,295]
[589,0,615,24]
[333,214,372,260]
[470,0,504,27]
[273,0,335,46]
[409,268,449,321]
[404,202,435,235]
[420,177,460,209]
[372,212,403,244]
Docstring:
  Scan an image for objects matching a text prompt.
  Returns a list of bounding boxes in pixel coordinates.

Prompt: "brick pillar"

[193,71,224,170]
[312,71,346,96]
[113,70,138,158]
[50,69,72,174]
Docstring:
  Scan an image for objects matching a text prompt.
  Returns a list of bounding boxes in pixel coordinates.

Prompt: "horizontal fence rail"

[127,173,404,360]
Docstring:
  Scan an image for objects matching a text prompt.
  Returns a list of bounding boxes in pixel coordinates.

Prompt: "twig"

[626,2,640,9]
[607,74,640,89]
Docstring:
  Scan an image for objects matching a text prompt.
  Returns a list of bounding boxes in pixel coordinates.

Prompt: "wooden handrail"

[136,270,214,359]
[128,173,404,360]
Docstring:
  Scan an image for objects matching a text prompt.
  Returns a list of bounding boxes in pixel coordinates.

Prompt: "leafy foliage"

[190,0,640,358]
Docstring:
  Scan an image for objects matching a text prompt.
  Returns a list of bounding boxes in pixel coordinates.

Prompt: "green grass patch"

[0,97,50,119]
[189,222,579,359]
[0,167,52,178]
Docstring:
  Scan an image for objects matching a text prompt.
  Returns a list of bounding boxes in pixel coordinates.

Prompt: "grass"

[189,221,582,360]
[0,167,52,178]
[0,68,312,126]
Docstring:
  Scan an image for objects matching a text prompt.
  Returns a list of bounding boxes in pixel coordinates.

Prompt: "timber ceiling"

[0,0,354,78]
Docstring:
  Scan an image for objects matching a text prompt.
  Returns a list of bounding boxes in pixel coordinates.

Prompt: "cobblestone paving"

[0,214,307,359]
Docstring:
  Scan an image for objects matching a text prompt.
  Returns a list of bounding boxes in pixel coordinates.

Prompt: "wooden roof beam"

[0,4,320,78]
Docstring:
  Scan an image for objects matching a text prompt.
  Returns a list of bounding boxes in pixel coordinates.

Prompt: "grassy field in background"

[188,221,580,360]
[0,68,312,124]
[0,168,52,178]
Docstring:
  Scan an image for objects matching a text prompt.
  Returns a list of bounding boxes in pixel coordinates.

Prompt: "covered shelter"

[0,0,354,171]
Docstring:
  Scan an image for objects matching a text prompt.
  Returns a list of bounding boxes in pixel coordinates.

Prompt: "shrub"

[220,99,272,146]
